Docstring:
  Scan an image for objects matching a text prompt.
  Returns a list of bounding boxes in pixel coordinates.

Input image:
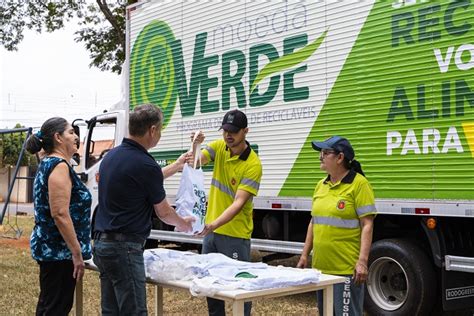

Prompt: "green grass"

[0,216,319,315]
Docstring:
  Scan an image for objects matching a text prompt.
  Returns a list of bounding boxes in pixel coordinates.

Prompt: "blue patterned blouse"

[30,156,92,261]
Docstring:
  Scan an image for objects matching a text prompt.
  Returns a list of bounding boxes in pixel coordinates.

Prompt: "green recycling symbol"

[130,20,177,129]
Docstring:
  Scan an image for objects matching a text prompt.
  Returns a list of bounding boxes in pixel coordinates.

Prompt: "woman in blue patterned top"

[26,117,92,316]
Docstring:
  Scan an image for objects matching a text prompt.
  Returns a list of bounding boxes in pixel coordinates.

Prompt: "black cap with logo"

[219,109,248,133]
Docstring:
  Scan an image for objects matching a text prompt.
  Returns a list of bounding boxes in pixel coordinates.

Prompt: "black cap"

[311,136,355,161]
[219,109,248,133]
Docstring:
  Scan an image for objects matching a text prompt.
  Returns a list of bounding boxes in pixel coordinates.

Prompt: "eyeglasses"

[320,150,338,158]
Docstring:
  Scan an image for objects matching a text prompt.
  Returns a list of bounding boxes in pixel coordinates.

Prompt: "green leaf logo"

[130,21,177,129]
[250,29,328,94]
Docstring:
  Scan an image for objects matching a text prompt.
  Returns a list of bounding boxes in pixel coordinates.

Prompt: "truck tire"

[365,239,436,316]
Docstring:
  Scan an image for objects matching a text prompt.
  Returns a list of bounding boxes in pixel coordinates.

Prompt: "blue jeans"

[202,232,252,316]
[93,240,147,316]
[317,275,365,316]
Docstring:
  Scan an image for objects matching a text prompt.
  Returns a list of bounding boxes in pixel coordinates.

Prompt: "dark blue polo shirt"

[94,138,166,240]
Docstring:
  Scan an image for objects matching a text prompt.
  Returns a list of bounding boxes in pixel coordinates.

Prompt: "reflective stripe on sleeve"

[205,146,216,161]
[241,178,260,191]
[211,178,235,198]
[312,216,360,229]
[356,205,376,217]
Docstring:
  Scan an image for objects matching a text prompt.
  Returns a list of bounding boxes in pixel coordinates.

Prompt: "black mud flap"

[442,269,474,311]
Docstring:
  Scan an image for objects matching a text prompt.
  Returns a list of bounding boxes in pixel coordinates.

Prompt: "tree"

[0,0,137,74]
[0,124,37,168]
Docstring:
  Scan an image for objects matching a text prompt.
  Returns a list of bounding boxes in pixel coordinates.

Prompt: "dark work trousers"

[35,260,76,316]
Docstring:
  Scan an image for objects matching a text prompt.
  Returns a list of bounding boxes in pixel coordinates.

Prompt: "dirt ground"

[0,217,319,315]
[0,234,30,249]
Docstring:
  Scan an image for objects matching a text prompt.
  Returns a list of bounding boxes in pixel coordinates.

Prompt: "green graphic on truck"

[281,0,474,200]
[129,1,473,201]
[130,21,327,126]
[130,21,177,128]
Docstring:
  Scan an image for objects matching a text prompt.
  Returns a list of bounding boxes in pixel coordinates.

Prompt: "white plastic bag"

[175,133,207,234]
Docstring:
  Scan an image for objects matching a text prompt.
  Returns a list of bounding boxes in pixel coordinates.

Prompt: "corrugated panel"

[128,1,474,203]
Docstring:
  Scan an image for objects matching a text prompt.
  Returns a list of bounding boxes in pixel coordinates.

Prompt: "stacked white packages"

[144,248,321,297]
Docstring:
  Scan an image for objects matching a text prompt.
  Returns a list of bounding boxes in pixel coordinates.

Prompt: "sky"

[0,21,122,129]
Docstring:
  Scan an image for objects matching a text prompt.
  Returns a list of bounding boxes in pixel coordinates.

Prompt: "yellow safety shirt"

[311,170,376,275]
[202,139,262,239]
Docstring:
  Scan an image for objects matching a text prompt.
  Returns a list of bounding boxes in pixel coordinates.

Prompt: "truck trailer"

[74,0,474,314]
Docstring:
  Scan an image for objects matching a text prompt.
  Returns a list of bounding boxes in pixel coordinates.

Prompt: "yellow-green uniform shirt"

[311,170,376,275]
[202,139,262,239]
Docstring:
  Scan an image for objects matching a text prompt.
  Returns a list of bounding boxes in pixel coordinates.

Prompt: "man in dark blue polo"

[92,104,193,315]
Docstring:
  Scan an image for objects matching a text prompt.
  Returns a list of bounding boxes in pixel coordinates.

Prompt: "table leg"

[232,300,245,316]
[155,285,163,316]
[73,277,83,316]
[322,285,334,316]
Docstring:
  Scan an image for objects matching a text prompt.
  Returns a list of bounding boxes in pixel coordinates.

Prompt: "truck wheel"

[365,239,436,316]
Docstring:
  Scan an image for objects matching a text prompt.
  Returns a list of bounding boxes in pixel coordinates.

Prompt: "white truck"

[74,0,474,314]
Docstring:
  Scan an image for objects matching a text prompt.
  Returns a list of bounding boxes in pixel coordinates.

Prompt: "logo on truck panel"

[130,21,177,129]
[446,285,474,300]
[130,20,327,128]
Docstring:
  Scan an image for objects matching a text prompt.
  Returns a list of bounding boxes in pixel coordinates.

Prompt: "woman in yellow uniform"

[297,136,376,316]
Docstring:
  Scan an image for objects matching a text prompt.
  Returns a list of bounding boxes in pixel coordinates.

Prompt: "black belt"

[93,231,145,246]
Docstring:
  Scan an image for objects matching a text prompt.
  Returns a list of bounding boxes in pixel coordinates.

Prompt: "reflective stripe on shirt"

[312,216,360,229]
[205,146,216,161]
[241,177,260,191]
[211,178,235,198]
[356,204,376,217]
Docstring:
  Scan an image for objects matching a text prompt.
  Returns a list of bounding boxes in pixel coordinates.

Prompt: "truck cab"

[74,110,127,217]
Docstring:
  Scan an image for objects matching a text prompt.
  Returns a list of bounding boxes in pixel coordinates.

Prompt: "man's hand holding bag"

[175,132,207,235]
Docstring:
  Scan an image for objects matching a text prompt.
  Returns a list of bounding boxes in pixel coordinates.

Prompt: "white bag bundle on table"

[175,132,206,234]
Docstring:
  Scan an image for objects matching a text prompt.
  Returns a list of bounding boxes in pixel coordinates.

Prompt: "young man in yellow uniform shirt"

[196,109,262,316]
